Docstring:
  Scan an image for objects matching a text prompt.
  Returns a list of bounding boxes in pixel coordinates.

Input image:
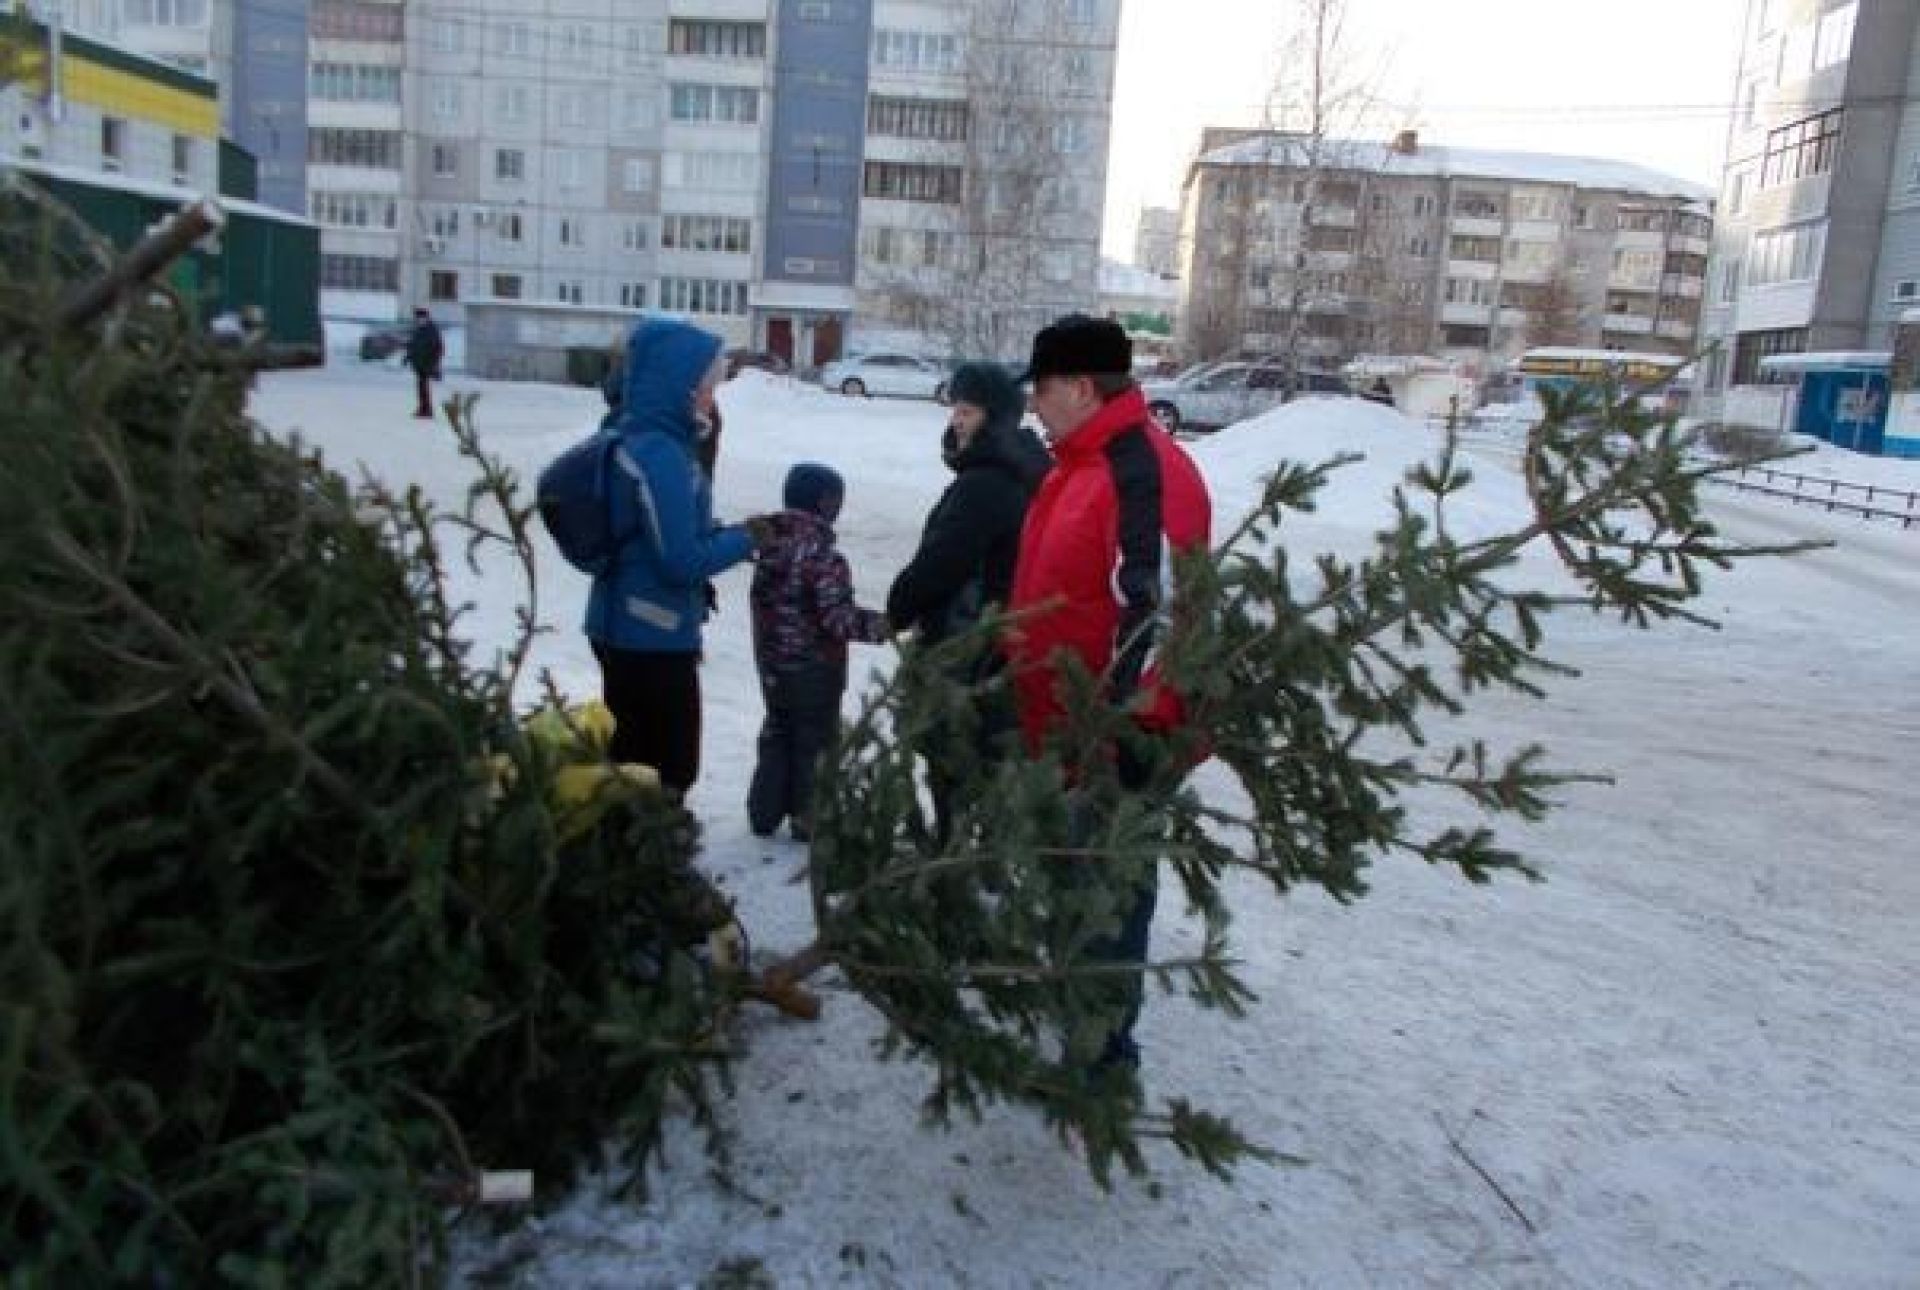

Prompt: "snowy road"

[253,368,1920,1289]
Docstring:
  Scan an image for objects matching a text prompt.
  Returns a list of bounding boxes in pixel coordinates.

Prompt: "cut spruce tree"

[0,187,741,1284]
[781,381,1805,1186]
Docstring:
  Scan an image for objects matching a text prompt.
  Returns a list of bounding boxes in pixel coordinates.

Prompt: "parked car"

[725,347,791,379]
[818,352,949,402]
[358,323,411,361]
[1142,363,1347,433]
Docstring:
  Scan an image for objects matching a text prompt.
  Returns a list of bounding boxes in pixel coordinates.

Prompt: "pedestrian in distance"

[404,307,444,419]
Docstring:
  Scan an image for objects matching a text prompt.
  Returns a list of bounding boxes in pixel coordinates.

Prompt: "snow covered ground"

[249,366,1920,1289]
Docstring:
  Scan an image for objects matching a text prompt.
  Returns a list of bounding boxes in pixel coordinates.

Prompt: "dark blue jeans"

[747,661,844,837]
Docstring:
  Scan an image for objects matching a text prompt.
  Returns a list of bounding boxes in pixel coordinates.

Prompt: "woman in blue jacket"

[588,319,763,796]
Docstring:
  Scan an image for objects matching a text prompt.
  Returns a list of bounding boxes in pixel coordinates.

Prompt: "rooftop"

[1196,134,1714,204]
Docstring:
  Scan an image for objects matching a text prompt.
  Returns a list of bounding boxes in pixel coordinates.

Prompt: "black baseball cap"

[1016,314,1132,383]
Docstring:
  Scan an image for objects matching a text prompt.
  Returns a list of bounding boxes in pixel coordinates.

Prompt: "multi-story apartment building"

[3,7,221,193]
[1176,128,1714,377]
[1696,0,1920,428]
[1133,205,1178,278]
[37,0,309,212]
[75,0,1120,356]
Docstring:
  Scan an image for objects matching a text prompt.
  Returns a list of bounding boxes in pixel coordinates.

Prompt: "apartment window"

[1572,202,1594,229]
[309,129,402,169]
[1510,187,1563,222]
[431,80,462,121]
[491,273,523,300]
[1611,247,1663,287]
[427,207,460,238]
[495,84,531,126]
[170,133,192,179]
[499,213,524,243]
[495,22,533,58]
[1731,326,1806,383]
[661,214,753,254]
[1815,4,1856,70]
[1616,206,1668,233]
[495,148,525,181]
[309,192,398,229]
[669,83,759,124]
[100,117,124,165]
[623,89,656,132]
[557,23,598,65]
[1066,0,1097,23]
[1444,277,1494,306]
[798,1,833,18]
[318,254,398,292]
[310,63,401,104]
[123,0,208,23]
[558,217,586,249]
[663,151,756,191]
[1053,118,1087,154]
[1412,193,1436,218]
[863,161,963,204]
[621,220,649,251]
[669,20,767,58]
[1064,51,1092,90]
[867,96,969,141]
[557,90,590,129]
[554,280,585,305]
[1746,221,1826,286]
[872,29,961,73]
[1442,324,1491,347]
[623,158,654,194]
[554,150,586,190]
[1452,189,1503,220]
[1761,109,1842,187]
[659,277,750,316]
[622,25,650,69]
[309,2,401,41]
[428,270,458,302]
[619,282,648,309]
[431,143,459,178]
[1448,235,1500,262]
[432,19,462,55]
[1406,234,1432,258]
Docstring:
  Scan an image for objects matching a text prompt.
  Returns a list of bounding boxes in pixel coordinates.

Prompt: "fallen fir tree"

[0,185,744,1283]
[780,378,1807,1185]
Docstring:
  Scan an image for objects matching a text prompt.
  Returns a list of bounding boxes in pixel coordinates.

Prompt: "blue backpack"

[537,429,635,574]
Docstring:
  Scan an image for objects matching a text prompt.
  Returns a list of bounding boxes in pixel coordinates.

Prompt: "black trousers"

[413,371,434,416]
[593,644,702,797]
[747,661,844,836]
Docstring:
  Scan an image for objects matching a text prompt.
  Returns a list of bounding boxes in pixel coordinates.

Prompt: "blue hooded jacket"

[585,319,753,652]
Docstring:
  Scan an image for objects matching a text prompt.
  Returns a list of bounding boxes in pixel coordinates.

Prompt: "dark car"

[725,347,791,379]
[358,323,411,362]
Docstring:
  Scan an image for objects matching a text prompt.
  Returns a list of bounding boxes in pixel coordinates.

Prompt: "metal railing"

[1707,463,1920,530]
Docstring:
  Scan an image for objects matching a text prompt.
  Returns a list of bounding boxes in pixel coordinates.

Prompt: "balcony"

[1446,258,1498,280]
[1311,205,1358,229]
[1656,318,1696,340]
[1602,313,1656,334]
[1449,215,1503,238]
[1673,234,1712,257]
[1440,301,1493,325]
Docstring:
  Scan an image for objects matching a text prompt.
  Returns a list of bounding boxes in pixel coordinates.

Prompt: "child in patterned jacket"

[746,463,888,841]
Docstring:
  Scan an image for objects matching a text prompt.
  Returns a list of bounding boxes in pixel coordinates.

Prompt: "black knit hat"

[946,362,1024,422]
[1016,314,1131,383]
[783,462,845,516]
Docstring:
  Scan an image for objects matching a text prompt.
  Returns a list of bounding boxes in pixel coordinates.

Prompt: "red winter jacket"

[1005,387,1211,749]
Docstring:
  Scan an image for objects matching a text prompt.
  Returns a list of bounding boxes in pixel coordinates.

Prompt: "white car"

[1142,363,1347,432]
[819,352,950,402]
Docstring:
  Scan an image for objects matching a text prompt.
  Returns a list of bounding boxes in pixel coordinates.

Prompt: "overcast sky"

[1103,0,1751,258]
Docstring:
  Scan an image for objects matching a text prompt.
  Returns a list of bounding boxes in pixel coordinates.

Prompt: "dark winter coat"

[750,509,887,676]
[404,319,444,379]
[886,397,1051,647]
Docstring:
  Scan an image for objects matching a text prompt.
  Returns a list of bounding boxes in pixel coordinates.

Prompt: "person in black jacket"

[886,361,1051,841]
[404,309,444,419]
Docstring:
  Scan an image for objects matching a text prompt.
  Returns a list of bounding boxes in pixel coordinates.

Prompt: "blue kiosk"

[1757,351,1892,456]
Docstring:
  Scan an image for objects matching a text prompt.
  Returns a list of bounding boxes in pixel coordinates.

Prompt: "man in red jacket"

[1007,314,1212,1072]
